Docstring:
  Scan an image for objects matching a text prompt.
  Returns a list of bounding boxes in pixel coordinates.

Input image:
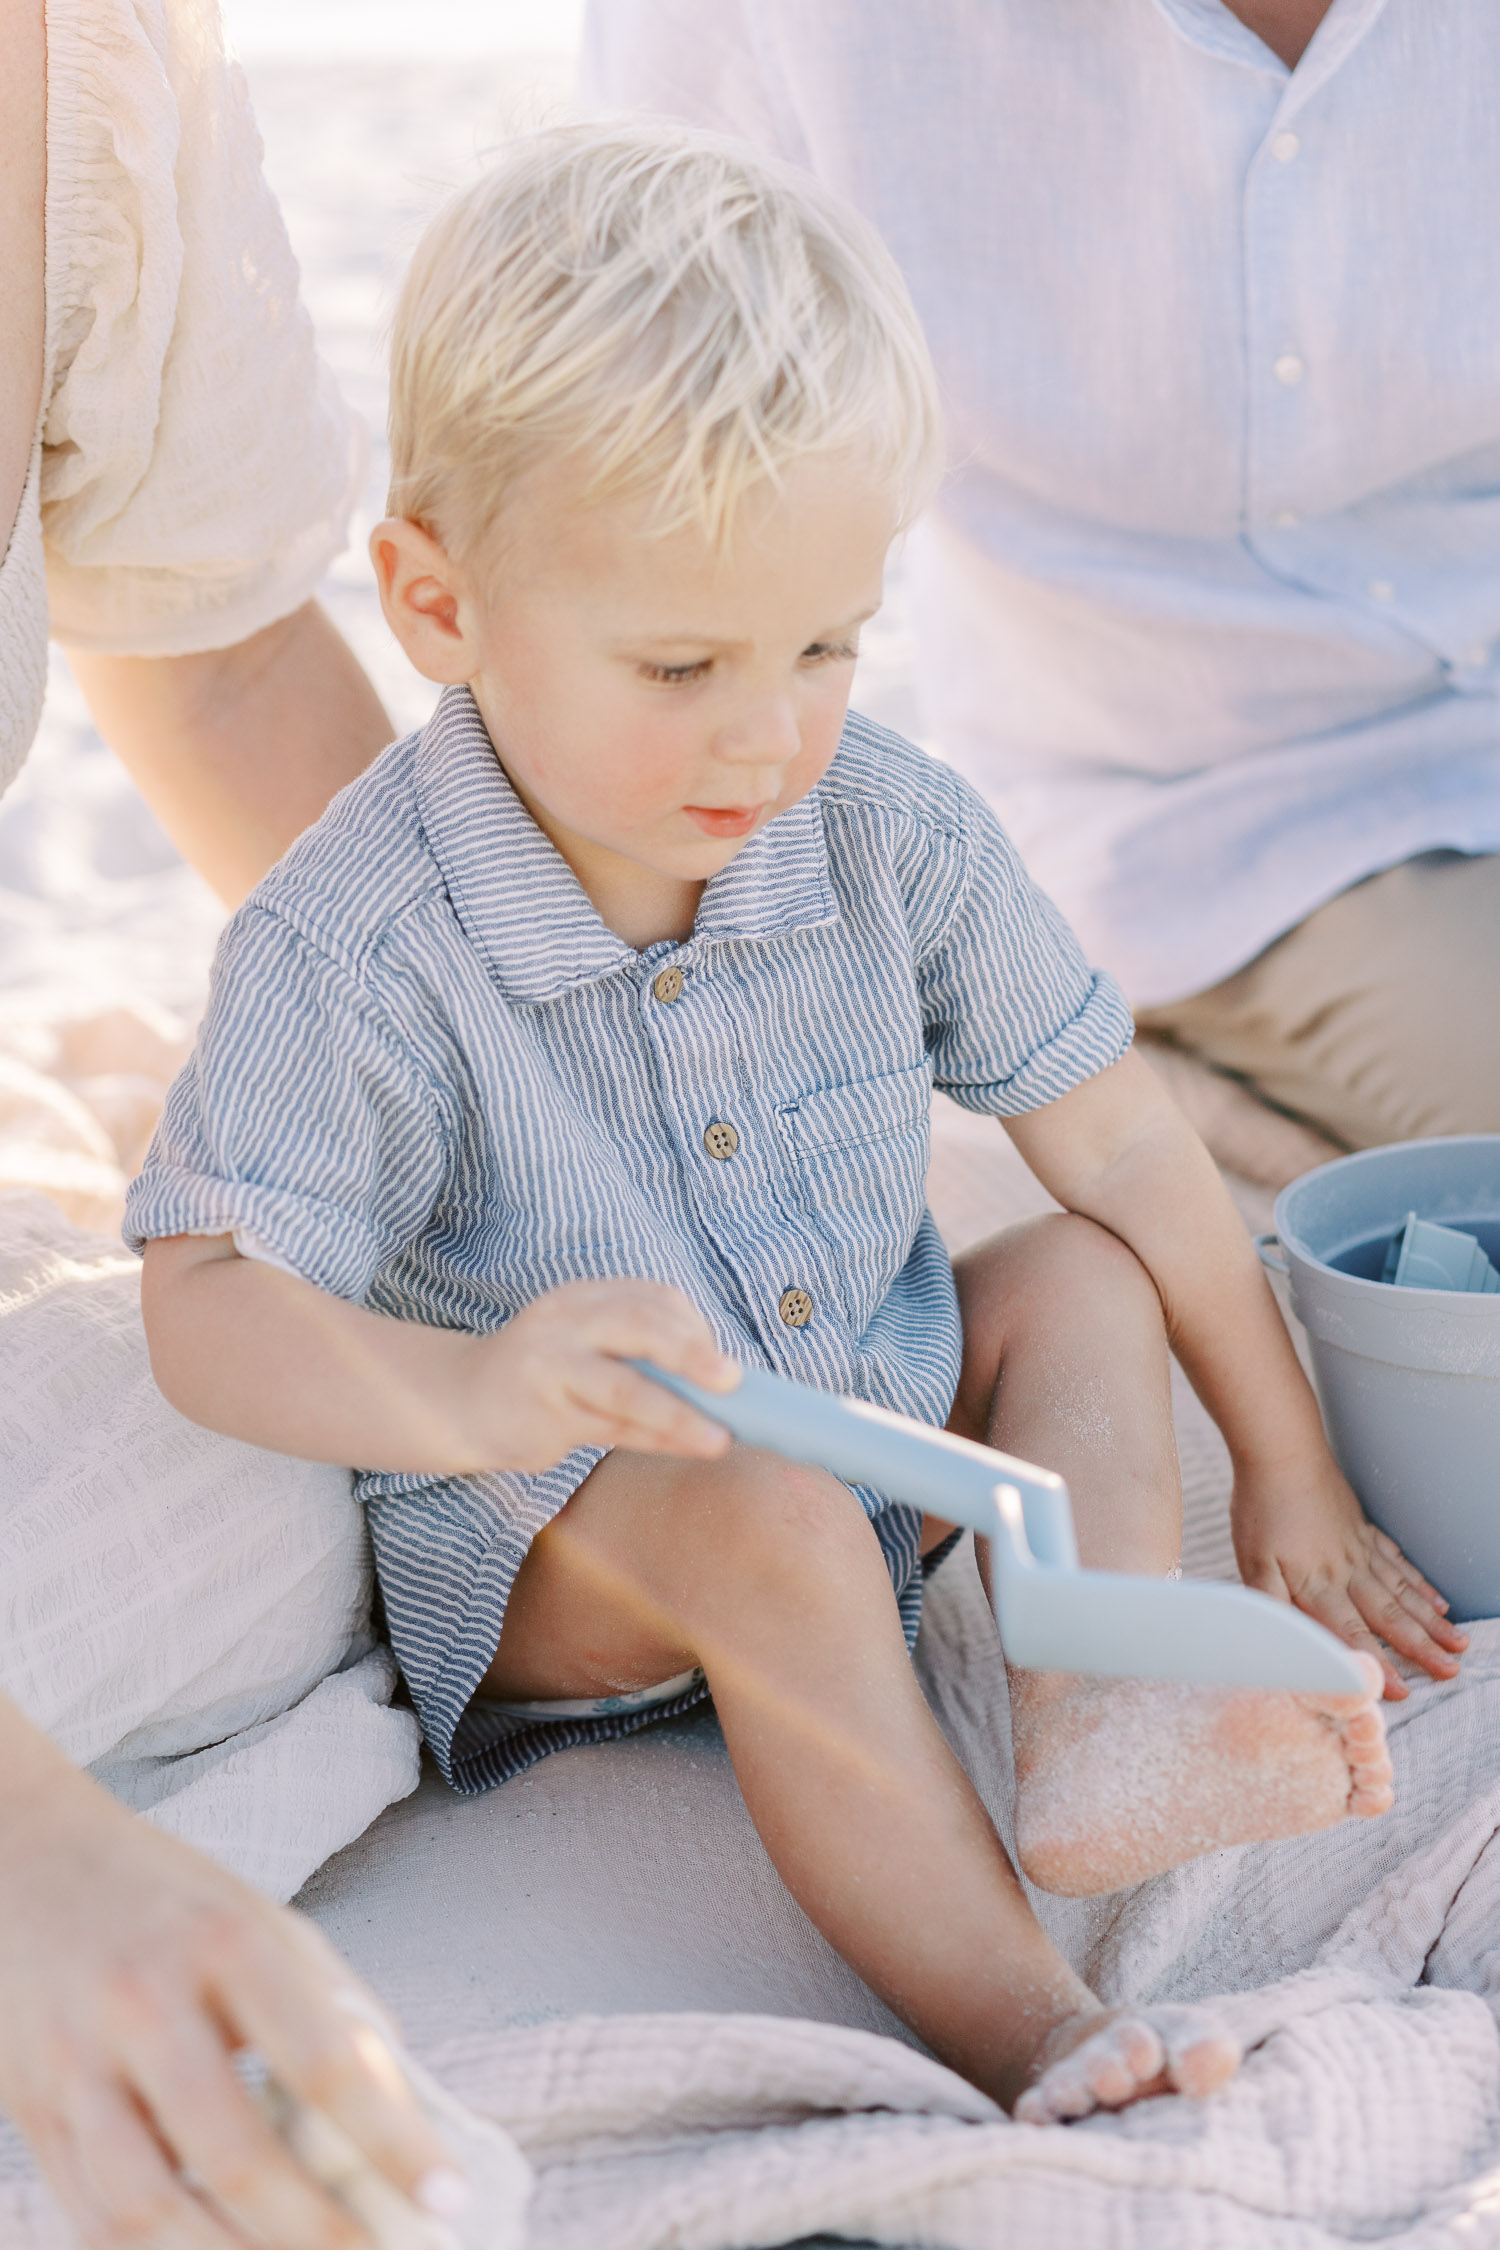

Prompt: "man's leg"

[1137,852,1500,1151]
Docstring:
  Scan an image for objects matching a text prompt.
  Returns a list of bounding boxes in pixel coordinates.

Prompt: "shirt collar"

[1150,0,1391,110]
[414,685,839,1004]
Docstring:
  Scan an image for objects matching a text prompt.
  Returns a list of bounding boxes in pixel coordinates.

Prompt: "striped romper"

[126,686,1133,1791]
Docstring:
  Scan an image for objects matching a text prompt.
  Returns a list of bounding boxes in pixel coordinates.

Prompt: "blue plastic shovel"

[636,1360,1367,1693]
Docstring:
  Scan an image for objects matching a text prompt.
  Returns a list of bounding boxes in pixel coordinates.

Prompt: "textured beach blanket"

[7,1597,1500,2249]
[390,1616,1500,2250]
[0,1187,422,1902]
[6,1084,1498,2246]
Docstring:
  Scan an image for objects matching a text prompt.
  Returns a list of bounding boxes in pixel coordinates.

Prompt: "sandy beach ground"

[0,7,919,1231]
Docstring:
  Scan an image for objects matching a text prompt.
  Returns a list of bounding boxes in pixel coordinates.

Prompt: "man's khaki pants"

[1136,851,1500,1150]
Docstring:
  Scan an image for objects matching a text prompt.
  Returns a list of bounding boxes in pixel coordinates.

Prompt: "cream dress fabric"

[0,0,420,1898]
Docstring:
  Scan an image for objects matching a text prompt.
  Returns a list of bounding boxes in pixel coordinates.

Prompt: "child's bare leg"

[482,1445,1231,2114]
[951,1216,1392,1900]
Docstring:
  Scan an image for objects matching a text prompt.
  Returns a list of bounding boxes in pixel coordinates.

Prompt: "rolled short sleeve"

[919,788,1135,1116]
[39,0,363,655]
[124,907,446,1299]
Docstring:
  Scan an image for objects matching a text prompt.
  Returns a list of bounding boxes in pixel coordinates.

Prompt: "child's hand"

[479,1278,740,1472]
[1232,1456,1468,1699]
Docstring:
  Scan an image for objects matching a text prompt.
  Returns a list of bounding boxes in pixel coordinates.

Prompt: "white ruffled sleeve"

[39,0,364,656]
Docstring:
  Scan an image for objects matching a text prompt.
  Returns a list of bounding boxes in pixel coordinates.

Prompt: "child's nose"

[716,696,800,769]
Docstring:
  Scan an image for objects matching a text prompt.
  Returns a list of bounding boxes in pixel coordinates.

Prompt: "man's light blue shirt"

[585,0,1500,1003]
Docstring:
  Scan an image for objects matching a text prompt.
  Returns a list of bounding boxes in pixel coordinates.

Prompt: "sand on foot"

[1012,1655,1392,1898]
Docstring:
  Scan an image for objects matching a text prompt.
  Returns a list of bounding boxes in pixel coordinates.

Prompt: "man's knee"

[1141,853,1500,1148]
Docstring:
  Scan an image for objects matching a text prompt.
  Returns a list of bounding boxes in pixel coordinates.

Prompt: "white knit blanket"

[7,1102,1500,2247]
[408,1616,1500,2250]
[0,1189,422,1903]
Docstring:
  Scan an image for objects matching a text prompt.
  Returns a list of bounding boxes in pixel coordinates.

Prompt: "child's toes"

[1017,2005,1243,2126]
[1349,1771,1395,1817]
[1073,2018,1161,2108]
[1154,2005,1243,2099]
[1017,2014,1166,2124]
[1339,1707,1393,1815]
[1340,1699,1387,1749]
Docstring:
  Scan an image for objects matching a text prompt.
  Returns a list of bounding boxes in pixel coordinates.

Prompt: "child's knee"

[683,1451,883,1604]
[958,1210,1160,1331]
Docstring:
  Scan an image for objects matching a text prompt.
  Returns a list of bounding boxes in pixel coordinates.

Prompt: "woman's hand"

[475,1277,741,1471]
[1232,1456,1469,1699]
[0,1716,462,2249]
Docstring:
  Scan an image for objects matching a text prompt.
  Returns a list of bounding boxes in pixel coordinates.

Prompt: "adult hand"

[0,1707,462,2248]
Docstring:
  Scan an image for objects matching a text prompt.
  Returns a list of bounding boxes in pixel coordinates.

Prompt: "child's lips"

[684,804,762,839]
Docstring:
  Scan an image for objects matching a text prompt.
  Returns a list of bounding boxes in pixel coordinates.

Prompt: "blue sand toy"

[635,1359,1367,1693]
[1381,1211,1500,1294]
[1257,1135,1500,1621]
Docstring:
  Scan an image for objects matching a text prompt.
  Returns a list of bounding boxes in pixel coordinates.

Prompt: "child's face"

[374,454,897,933]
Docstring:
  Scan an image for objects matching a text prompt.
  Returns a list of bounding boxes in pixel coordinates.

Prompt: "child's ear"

[370,518,482,684]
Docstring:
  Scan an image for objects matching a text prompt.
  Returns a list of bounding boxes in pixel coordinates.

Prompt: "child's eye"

[801,639,859,666]
[642,659,712,685]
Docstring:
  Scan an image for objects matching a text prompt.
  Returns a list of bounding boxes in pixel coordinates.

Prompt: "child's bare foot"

[1012,1654,1391,1897]
[1015,2002,1243,2125]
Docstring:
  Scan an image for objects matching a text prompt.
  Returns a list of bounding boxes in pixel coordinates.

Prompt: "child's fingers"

[1370,1526,1449,1611]
[1364,1548,1469,1652]
[563,1282,740,1390]
[1348,1573,1464,1681]
[1286,1582,1408,1698]
[562,1357,732,1458]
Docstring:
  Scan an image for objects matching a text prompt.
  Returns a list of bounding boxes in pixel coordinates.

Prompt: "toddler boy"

[129,124,1459,2121]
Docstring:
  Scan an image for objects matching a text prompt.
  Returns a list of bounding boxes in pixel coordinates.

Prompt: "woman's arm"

[70,602,393,908]
[0,1692,463,2249]
[1004,1048,1467,1692]
[0,0,43,547]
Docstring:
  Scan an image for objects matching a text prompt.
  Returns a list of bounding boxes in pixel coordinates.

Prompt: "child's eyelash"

[641,641,859,686]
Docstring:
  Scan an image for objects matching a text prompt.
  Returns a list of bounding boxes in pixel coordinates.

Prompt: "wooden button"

[652,966,684,1004]
[703,1120,740,1161]
[778,1287,814,1328]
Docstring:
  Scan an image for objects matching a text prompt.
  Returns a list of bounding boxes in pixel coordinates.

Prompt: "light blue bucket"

[1259,1135,1500,1622]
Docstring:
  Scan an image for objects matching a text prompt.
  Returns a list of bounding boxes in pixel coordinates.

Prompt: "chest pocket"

[776,1060,933,1330]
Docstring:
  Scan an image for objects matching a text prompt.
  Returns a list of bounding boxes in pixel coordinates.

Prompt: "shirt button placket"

[778,1287,814,1329]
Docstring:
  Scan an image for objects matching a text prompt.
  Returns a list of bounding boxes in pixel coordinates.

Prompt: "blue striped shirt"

[126,685,1132,1788]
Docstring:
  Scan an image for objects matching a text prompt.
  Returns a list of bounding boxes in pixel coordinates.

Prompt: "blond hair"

[387,121,942,557]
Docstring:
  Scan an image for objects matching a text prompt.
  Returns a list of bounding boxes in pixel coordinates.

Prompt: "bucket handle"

[1255,1231,1291,1277]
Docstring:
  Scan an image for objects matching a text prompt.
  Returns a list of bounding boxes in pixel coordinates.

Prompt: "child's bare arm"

[140,1235,738,1474]
[1003,1050,1310,1461]
[1003,1050,1465,1690]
